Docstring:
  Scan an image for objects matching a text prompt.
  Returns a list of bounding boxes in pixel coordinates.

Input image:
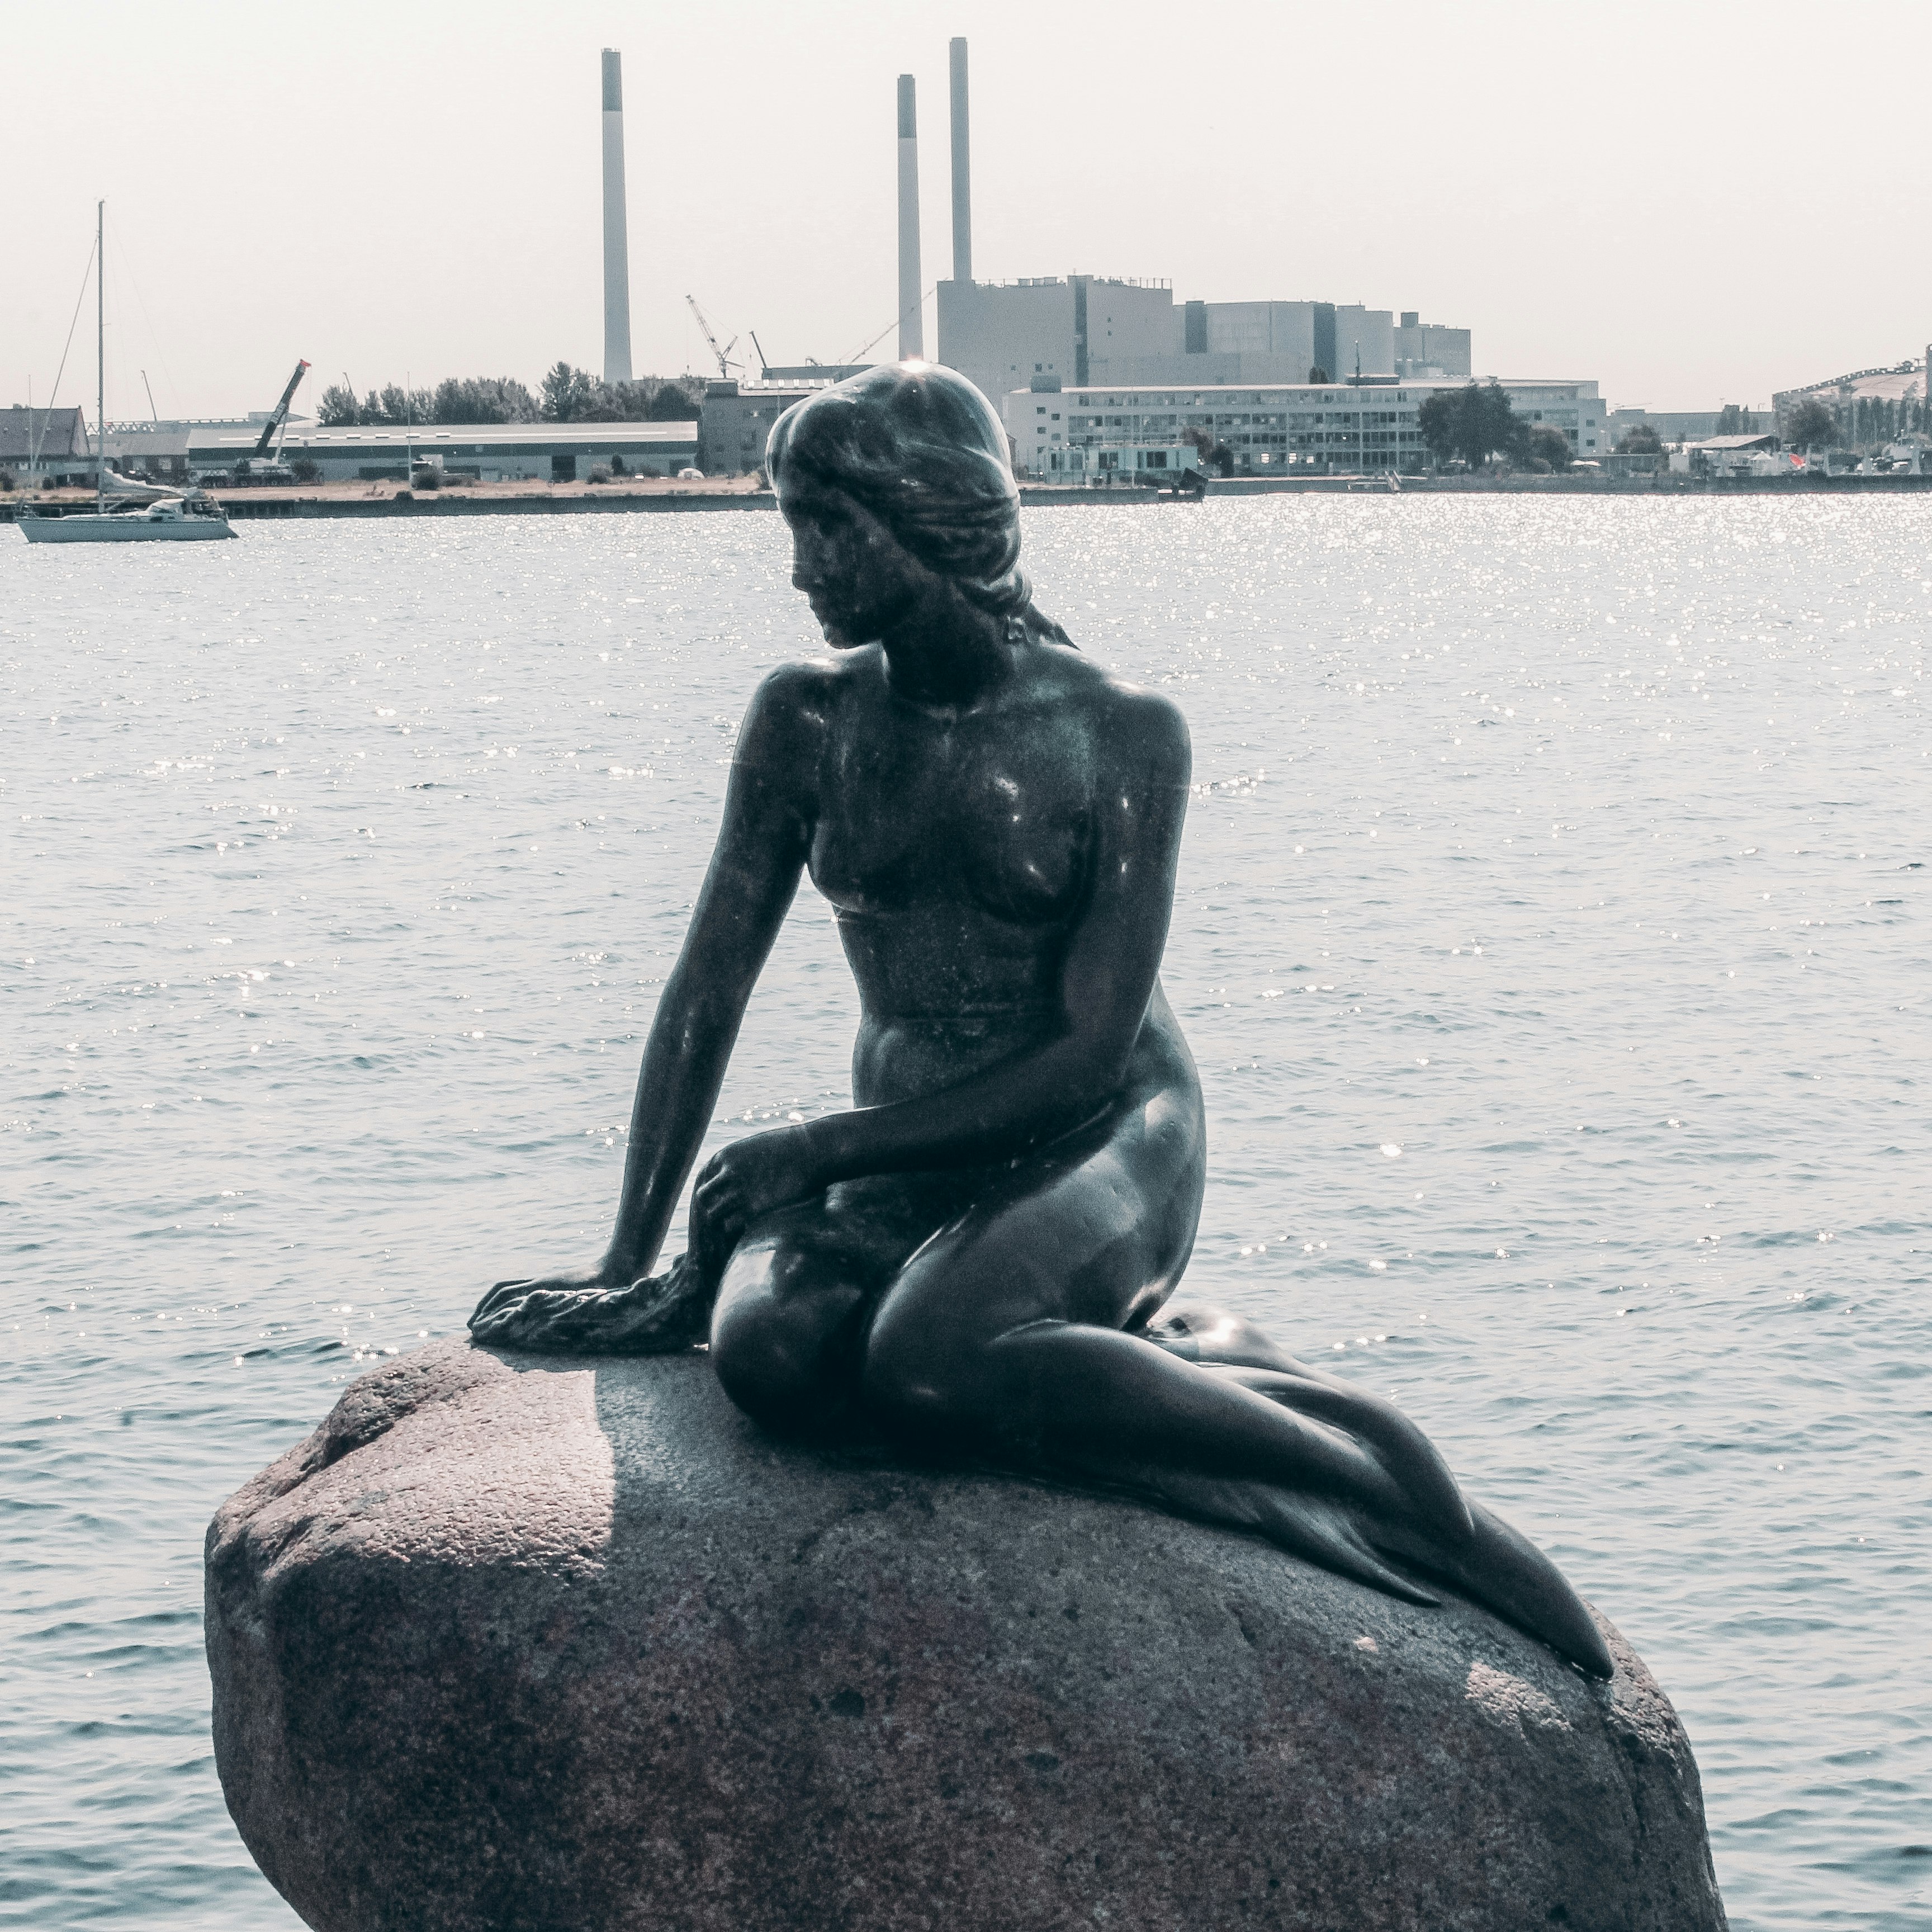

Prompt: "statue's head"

[767,362,1028,648]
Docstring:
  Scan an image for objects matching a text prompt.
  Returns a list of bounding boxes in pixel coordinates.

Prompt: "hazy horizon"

[6,0,1928,424]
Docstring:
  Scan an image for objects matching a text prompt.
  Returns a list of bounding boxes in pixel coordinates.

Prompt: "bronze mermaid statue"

[470,362,1614,1679]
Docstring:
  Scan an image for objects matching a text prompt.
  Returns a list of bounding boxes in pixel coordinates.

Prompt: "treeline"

[316,366,707,428]
[1784,392,1925,451]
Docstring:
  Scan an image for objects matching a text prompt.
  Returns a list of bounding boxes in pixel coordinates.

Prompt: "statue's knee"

[711,1290,850,1432]
[860,1326,968,1436]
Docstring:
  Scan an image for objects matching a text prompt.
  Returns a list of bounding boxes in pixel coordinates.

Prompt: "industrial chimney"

[897,74,924,359]
[948,39,972,285]
[601,49,633,385]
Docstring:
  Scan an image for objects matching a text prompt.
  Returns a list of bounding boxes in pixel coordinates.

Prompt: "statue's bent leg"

[854,1088,1612,1677]
[858,1083,1448,1531]
[710,1172,980,1436]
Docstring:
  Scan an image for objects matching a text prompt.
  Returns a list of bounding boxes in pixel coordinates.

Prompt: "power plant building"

[936,280,1470,409]
[935,276,1179,402]
[1395,313,1471,381]
[907,47,1473,419]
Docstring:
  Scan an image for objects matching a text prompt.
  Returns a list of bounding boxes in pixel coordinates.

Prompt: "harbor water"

[3,498,1926,1929]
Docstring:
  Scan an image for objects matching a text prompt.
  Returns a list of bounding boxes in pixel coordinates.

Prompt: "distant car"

[1571,460,1601,471]
[676,467,704,481]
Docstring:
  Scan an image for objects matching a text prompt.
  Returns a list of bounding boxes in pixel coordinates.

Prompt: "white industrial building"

[1002,377,1605,478]
[258,422,697,483]
[1394,313,1472,381]
[935,278,1470,411]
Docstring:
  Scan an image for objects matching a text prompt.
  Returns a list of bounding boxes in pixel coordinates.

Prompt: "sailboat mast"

[96,200,105,513]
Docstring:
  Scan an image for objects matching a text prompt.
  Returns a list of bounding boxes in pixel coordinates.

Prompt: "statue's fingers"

[475,1278,533,1319]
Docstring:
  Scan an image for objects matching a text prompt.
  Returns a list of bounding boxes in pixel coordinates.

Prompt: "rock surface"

[206,1341,1726,1932]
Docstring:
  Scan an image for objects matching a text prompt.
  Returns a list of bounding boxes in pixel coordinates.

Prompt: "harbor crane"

[685,296,740,380]
[252,359,310,457]
[229,359,311,485]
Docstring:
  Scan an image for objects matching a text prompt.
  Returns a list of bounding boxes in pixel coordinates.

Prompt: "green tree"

[1418,390,1459,465]
[1181,425,1233,477]
[1307,365,1330,385]
[1712,402,1760,437]
[647,378,704,420]
[1478,384,1529,466]
[1526,423,1571,471]
[431,377,539,424]
[1785,398,1836,449]
[1418,382,1527,467]
[316,383,361,427]
[1614,424,1663,453]
[368,383,432,426]
[540,362,600,423]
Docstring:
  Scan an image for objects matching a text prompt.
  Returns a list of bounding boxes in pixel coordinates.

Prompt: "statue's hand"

[689,1126,827,1276]
[467,1252,712,1356]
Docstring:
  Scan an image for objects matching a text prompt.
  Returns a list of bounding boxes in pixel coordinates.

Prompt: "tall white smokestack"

[948,39,972,285]
[601,49,633,385]
[896,74,924,359]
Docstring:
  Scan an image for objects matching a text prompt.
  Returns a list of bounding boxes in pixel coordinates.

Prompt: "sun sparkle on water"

[3,496,1928,1930]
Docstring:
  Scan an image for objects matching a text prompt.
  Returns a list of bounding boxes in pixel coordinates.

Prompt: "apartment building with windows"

[1002,377,1604,477]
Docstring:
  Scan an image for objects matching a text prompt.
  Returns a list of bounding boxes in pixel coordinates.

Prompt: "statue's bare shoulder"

[1043,647,1193,790]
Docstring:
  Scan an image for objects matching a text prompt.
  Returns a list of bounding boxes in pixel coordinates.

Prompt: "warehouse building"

[1002,377,1604,477]
[248,421,698,483]
[2,404,94,483]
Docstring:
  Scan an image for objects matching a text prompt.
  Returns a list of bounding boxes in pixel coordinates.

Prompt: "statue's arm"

[598,667,819,1280]
[690,691,1189,1250]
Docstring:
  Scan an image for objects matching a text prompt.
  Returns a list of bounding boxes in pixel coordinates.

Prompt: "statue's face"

[780,477,932,649]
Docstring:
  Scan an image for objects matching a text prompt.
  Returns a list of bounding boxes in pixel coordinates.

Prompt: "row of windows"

[1068,392,1421,408]
[1060,428,1426,451]
[274,441,694,460]
[1053,411,1418,437]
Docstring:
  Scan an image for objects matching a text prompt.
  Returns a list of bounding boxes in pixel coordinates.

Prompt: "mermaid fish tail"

[1374,1499,1614,1679]
[1140,1304,1615,1679]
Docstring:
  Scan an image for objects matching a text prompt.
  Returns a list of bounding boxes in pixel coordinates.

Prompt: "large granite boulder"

[206,1341,1726,1932]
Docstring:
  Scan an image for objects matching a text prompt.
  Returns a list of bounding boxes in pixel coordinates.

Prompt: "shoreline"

[7,468,1931,524]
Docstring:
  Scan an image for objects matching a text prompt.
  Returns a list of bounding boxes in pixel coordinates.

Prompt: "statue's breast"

[809,712,1093,930]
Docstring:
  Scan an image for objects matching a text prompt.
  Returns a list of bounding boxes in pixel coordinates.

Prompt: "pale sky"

[7,0,1927,423]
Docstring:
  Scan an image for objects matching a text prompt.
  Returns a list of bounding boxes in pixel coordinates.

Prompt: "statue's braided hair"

[765,362,1072,647]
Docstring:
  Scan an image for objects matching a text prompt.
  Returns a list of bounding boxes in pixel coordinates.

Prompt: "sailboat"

[18,202,234,544]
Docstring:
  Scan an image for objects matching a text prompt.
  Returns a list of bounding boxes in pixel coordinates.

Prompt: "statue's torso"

[787,646,1190,1111]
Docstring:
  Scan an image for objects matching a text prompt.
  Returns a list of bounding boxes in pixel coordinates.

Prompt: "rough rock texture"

[206,1341,1726,1932]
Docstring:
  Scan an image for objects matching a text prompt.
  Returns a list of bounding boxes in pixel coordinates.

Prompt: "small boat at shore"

[16,200,235,546]
[20,492,235,542]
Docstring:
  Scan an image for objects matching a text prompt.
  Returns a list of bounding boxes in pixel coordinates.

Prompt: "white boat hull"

[19,507,235,542]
